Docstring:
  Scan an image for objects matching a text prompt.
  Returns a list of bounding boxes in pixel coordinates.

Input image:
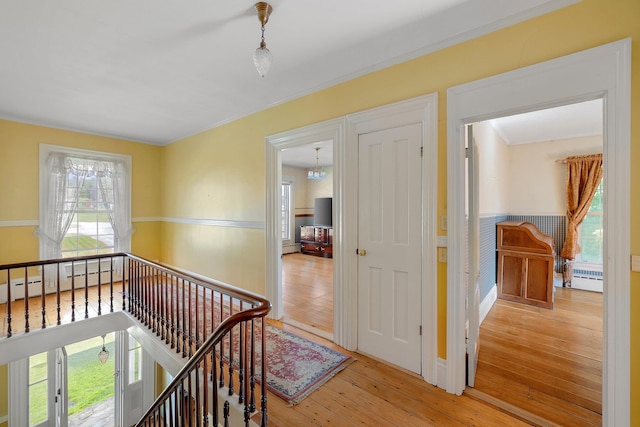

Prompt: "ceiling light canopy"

[253,2,273,77]
[308,147,326,180]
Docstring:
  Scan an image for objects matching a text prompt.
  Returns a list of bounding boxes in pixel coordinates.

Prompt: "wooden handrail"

[0,253,271,426]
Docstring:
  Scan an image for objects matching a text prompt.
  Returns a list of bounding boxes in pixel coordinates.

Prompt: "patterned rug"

[261,325,353,406]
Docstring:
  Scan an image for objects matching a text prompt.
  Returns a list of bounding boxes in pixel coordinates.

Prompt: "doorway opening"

[467,99,604,424]
[281,141,335,340]
[447,39,631,426]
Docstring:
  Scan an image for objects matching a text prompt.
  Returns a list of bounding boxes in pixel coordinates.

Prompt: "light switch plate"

[631,255,640,272]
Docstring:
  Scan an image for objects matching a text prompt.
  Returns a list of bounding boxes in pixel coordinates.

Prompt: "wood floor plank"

[474,287,603,425]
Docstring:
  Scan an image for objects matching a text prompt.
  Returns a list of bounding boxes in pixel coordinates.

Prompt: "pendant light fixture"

[98,334,109,364]
[307,147,326,180]
[253,2,273,77]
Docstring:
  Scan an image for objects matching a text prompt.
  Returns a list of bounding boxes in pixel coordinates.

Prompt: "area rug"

[259,325,353,406]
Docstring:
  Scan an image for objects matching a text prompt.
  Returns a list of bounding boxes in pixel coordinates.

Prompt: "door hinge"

[419,325,422,336]
[465,147,470,158]
[420,146,423,157]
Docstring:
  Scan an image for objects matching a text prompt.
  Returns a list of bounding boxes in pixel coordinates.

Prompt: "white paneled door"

[357,123,422,374]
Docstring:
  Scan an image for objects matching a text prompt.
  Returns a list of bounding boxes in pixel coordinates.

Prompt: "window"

[281,182,292,241]
[37,145,132,261]
[577,179,603,264]
[128,336,142,384]
[61,157,115,257]
[28,352,49,426]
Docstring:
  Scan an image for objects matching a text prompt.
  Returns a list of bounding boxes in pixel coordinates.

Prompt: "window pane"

[128,336,142,384]
[61,157,118,258]
[29,352,48,426]
[579,214,603,262]
[29,380,48,426]
[577,180,603,263]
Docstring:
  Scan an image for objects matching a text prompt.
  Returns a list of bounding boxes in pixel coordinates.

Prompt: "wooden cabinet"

[300,226,333,258]
[497,221,555,309]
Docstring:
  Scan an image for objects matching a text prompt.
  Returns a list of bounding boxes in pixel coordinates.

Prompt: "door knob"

[358,249,367,256]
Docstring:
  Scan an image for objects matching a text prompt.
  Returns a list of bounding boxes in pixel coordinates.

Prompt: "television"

[313,197,332,226]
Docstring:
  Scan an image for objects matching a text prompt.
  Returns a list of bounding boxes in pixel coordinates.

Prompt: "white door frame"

[265,118,348,346]
[446,39,631,427]
[265,93,439,380]
[346,94,438,383]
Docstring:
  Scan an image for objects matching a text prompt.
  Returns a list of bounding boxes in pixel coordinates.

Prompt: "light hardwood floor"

[282,253,333,335]
[266,319,532,427]
[280,252,603,426]
[472,287,603,426]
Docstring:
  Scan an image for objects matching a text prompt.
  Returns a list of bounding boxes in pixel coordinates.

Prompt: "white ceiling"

[0,1,579,146]
[490,99,603,145]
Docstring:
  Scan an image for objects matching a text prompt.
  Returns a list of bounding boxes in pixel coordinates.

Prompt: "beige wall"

[505,135,602,214]
[475,121,510,215]
[475,120,603,216]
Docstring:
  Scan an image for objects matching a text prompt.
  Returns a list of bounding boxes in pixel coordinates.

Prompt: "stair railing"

[0,253,271,426]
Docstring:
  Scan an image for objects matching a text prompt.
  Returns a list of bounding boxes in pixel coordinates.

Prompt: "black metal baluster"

[227,299,235,396]
[249,317,256,413]
[24,266,29,333]
[84,259,89,319]
[189,281,194,357]
[97,257,102,316]
[109,256,114,312]
[181,278,187,357]
[71,261,76,322]
[56,263,61,325]
[40,266,46,329]
[223,401,230,427]
[195,284,200,351]
[6,269,12,337]
[260,316,268,427]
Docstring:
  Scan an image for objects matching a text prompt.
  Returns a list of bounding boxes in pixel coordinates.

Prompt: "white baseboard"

[479,285,497,325]
[436,357,447,390]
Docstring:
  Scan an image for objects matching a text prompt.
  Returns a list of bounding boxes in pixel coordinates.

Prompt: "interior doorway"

[447,39,631,426]
[281,141,335,340]
[467,100,604,424]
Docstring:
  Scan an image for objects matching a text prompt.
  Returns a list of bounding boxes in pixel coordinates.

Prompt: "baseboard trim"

[436,357,447,390]
[479,285,497,325]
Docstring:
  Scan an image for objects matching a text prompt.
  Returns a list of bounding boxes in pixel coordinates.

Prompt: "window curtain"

[560,154,603,260]
[95,160,134,274]
[95,160,134,252]
[34,153,88,285]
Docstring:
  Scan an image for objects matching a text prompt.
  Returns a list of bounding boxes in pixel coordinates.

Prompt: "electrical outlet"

[441,215,447,231]
[631,255,640,272]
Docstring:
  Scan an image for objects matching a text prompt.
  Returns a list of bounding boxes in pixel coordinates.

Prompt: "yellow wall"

[162,0,639,422]
[0,119,163,264]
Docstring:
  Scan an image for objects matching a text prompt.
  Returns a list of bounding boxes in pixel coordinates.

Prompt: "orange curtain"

[560,154,603,260]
